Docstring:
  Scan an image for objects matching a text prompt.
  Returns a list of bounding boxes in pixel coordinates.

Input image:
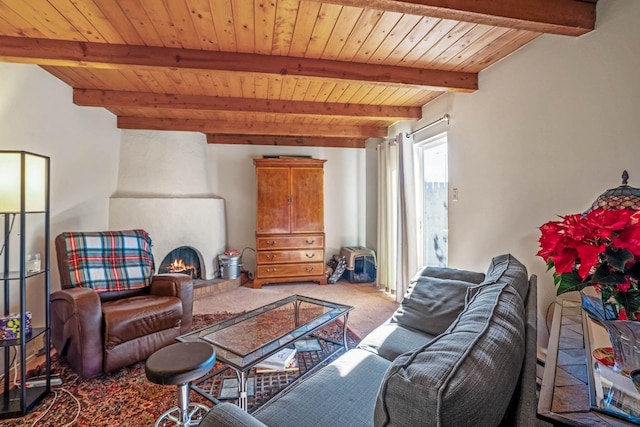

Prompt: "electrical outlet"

[452,188,459,201]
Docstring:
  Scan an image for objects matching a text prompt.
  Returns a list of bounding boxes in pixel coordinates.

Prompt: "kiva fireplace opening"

[158,246,202,279]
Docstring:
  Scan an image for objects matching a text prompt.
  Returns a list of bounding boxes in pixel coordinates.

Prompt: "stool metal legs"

[154,383,210,427]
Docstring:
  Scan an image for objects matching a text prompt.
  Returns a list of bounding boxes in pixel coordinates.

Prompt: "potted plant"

[538,207,640,372]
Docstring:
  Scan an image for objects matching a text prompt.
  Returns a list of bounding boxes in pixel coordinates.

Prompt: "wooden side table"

[538,299,638,426]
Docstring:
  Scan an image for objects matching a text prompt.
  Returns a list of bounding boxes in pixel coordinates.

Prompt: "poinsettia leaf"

[627,262,640,281]
[592,263,627,284]
[555,272,589,295]
[546,259,555,272]
[576,244,606,279]
[614,289,640,319]
[599,284,615,300]
[604,247,634,272]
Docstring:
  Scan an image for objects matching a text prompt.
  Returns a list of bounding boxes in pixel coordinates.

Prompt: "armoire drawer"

[257,249,324,265]
[257,262,325,278]
[256,235,324,250]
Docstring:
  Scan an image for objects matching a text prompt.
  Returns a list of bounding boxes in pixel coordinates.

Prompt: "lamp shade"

[586,170,640,213]
[0,151,47,213]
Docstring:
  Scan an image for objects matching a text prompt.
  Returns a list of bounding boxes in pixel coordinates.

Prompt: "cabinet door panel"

[256,167,291,234]
[290,168,324,233]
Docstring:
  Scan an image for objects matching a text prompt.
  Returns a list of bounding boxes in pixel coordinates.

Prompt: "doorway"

[416,134,448,267]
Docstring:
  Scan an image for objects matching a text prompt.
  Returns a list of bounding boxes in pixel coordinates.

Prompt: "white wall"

[0,63,120,330]
[114,130,215,197]
[416,0,640,356]
[365,138,382,250]
[205,144,367,276]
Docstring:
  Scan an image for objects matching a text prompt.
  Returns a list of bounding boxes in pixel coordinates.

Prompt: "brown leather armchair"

[50,230,194,378]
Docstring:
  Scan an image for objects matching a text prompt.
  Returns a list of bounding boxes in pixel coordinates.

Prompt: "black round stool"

[146,342,216,427]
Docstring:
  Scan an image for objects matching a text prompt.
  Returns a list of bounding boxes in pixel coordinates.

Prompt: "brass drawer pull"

[305,266,315,272]
[305,239,315,244]
[266,268,278,273]
[305,253,315,258]
[266,240,276,246]
[266,254,276,260]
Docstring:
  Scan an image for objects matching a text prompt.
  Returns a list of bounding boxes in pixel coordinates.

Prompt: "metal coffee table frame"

[177,294,353,411]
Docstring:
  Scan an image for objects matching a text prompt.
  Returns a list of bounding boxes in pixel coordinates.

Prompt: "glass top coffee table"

[177,294,353,411]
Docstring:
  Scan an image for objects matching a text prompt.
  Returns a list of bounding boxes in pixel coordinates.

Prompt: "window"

[415,134,448,267]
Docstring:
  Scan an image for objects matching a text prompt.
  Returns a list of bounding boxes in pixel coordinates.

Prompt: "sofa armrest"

[200,403,268,427]
[151,273,194,333]
[50,287,103,378]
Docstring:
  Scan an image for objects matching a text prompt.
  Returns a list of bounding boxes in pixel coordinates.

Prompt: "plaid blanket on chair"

[61,229,155,293]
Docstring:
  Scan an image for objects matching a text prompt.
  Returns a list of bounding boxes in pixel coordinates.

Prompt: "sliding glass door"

[415,134,448,267]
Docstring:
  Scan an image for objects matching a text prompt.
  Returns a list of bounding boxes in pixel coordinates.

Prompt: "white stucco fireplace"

[109,130,226,280]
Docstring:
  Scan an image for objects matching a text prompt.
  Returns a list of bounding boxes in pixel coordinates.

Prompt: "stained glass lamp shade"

[587,170,640,213]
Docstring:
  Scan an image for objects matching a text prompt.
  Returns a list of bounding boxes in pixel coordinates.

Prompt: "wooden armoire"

[253,158,327,288]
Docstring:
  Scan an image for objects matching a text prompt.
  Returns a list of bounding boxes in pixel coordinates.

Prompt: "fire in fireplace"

[158,246,202,279]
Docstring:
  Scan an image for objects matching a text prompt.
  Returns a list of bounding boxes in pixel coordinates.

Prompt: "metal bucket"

[218,254,242,279]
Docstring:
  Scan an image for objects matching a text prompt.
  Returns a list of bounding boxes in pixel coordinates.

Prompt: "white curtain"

[397,133,419,300]
[377,134,419,302]
[377,139,397,296]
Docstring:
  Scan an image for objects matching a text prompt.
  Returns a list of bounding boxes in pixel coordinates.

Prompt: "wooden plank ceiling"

[0,0,596,147]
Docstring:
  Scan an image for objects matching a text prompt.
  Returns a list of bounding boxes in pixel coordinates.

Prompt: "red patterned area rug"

[0,313,360,427]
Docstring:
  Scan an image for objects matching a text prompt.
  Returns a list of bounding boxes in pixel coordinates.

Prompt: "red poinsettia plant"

[537,208,640,320]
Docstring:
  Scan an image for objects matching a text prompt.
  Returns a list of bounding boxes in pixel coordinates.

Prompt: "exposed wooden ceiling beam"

[207,134,367,149]
[315,0,596,36]
[118,117,388,138]
[0,36,477,92]
[74,89,422,121]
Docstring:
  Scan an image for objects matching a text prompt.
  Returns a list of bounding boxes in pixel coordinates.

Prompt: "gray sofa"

[200,254,538,427]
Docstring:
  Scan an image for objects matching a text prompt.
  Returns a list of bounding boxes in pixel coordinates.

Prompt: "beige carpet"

[193,280,399,338]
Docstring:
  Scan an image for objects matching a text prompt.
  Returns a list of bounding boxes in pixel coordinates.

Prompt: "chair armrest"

[50,287,103,378]
[151,274,194,333]
[200,403,268,427]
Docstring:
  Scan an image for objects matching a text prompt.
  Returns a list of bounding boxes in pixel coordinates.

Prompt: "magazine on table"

[255,357,299,374]
[255,347,297,372]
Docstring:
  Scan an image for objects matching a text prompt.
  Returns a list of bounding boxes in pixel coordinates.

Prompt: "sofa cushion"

[477,253,529,301]
[413,266,485,284]
[357,322,436,362]
[374,279,526,427]
[392,276,476,336]
[200,402,268,427]
[254,348,391,427]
